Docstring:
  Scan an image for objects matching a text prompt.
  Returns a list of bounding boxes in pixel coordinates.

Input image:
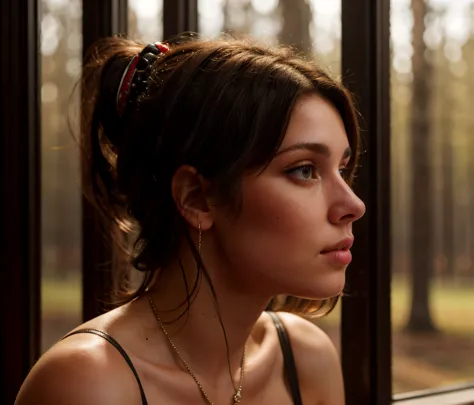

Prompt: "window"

[391,0,474,396]
[3,1,473,404]
[198,0,341,73]
[40,0,83,353]
[128,0,163,43]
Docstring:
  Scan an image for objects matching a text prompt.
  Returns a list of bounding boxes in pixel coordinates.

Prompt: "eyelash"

[285,164,320,181]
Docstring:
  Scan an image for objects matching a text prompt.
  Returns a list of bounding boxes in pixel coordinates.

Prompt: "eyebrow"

[276,142,352,160]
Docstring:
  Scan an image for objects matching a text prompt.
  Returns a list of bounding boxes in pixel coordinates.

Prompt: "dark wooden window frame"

[163,0,198,39]
[340,0,392,403]
[0,0,41,404]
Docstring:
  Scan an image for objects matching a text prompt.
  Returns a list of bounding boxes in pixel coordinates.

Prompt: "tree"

[437,18,455,280]
[278,0,312,55]
[406,0,438,333]
[222,0,254,36]
[221,0,312,57]
[464,9,474,280]
[41,1,82,278]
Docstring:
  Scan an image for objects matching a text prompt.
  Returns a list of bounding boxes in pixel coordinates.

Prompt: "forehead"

[280,94,348,152]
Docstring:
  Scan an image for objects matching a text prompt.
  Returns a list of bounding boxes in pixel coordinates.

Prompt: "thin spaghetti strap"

[267,311,303,405]
[62,329,148,405]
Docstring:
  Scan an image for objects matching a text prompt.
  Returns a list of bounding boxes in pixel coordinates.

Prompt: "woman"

[16,34,365,405]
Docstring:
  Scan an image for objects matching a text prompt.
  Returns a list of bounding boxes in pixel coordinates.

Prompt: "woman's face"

[212,94,365,300]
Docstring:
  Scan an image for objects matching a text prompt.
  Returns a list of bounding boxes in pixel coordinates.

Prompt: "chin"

[289,268,347,300]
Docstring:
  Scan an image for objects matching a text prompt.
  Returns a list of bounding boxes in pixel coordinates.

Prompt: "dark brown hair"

[80,34,361,318]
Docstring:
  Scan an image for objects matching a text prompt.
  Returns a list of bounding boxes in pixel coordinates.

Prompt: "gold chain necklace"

[148,296,246,405]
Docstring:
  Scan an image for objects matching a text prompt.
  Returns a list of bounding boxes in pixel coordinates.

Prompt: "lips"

[321,237,354,266]
[321,237,354,253]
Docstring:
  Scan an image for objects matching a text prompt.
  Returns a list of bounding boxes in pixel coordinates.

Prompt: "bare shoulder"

[275,312,345,405]
[15,332,144,405]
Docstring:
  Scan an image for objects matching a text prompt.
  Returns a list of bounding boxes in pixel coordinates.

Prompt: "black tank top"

[62,311,302,405]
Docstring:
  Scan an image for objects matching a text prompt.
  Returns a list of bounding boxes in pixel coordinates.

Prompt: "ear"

[171,165,213,231]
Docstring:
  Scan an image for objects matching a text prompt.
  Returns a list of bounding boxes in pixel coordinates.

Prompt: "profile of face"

[208,94,366,300]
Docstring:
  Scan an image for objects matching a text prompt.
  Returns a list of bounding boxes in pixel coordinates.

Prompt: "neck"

[147,241,270,384]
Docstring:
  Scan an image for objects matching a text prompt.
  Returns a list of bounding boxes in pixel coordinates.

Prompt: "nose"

[328,184,366,225]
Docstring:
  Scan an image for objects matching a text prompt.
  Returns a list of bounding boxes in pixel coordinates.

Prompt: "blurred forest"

[40,0,473,394]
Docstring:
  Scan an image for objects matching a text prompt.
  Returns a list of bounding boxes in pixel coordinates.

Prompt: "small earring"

[198,222,202,254]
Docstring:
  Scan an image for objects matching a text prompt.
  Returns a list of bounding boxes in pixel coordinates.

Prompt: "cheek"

[242,180,316,236]
[214,177,328,288]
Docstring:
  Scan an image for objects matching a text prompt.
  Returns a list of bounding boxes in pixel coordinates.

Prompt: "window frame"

[394,384,474,405]
[0,0,41,403]
[163,0,198,39]
[340,0,392,404]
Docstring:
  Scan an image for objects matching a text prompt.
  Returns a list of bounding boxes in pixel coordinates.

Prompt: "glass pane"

[198,0,341,74]
[198,0,342,352]
[40,0,82,353]
[391,0,474,395]
[128,0,163,43]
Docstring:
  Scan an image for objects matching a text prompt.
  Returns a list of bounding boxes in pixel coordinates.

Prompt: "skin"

[15,94,365,405]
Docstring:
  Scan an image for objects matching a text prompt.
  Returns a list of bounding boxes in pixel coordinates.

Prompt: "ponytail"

[81,37,143,230]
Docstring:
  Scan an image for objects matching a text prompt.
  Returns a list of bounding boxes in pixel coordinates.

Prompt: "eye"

[286,164,319,181]
[339,167,350,180]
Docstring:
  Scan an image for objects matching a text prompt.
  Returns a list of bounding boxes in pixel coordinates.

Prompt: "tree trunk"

[441,102,455,279]
[467,12,474,280]
[406,0,438,333]
[470,67,474,282]
[438,23,455,280]
[222,0,253,36]
[278,0,312,55]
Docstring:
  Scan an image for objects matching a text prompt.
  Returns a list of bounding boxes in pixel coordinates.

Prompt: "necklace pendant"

[233,390,242,404]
